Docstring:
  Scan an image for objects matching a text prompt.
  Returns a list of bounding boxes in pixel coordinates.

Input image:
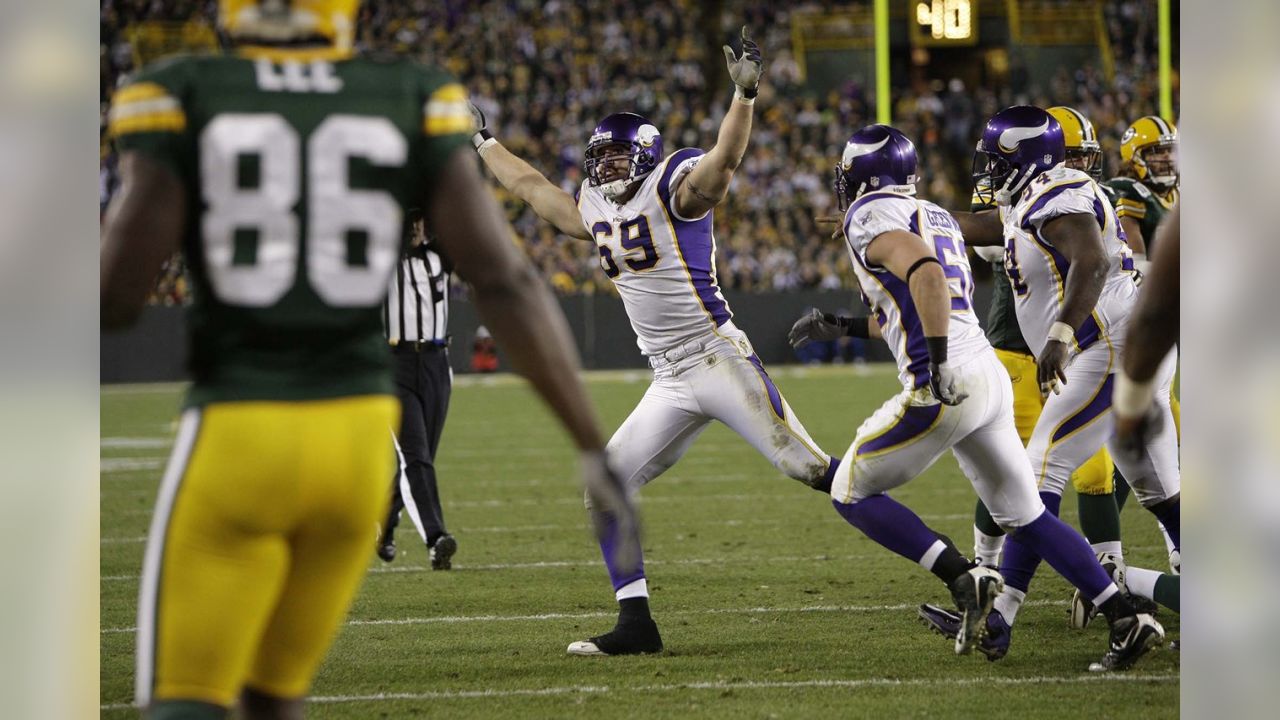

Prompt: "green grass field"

[100,364,1178,718]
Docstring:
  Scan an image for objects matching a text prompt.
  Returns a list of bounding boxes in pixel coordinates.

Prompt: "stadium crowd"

[100,0,1175,301]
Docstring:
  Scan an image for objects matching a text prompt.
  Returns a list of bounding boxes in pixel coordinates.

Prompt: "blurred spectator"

[101,0,1175,304]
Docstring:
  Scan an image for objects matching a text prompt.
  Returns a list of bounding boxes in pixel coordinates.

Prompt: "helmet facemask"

[1139,142,1178,190]
[585,141,650,200]
[1065,141,1103,180]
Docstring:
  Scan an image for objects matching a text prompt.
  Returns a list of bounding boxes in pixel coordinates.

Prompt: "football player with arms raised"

[101,2,636,717]
[470,28,839,656]
[789,124,1161,670]
[914,107,1179,662]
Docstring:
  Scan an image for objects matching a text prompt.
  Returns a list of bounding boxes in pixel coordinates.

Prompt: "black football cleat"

[430,534,457,571]
[947,566,1004,655]
[1089,613,1164,672]
[567,617,663,656]
[376,536,396,563]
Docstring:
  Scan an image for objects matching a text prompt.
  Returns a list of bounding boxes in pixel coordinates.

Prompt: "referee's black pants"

[383,342,452,546]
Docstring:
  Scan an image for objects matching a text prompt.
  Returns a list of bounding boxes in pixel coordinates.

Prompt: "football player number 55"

[200,113,407,307]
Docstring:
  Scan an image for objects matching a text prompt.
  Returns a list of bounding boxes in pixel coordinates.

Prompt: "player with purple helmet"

[789,122,1163,670]
[468,27,841,657]
[913,106,1179,667]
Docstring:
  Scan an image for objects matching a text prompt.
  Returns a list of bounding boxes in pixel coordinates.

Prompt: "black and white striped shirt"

[384,244,450,345]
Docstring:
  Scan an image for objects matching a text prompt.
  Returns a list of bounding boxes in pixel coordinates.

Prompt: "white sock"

[1126,567,1161,603]
[1090,540,1123,562]
[1090,582,1119,608]
[615,578,648,601]
[973,527,1005,568]
[993,586,1026,625]
[918,539,946,572]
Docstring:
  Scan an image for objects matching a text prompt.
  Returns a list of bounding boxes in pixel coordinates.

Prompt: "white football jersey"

[1001,166,1139,357]
[842,190,989,390]
[577,148,732,356]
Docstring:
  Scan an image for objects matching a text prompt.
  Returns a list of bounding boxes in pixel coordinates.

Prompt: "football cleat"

[430,534,457,571]
[947,566,1004,655]
[567,617,663,656]
[1168,549,1181,575]
[918,603,1013,661]
[1069,553,1157,629]
[1089,613,1164,672]
[376,537,396,563]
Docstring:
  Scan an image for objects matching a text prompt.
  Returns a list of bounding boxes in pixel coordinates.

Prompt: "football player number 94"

[199,112,408,308]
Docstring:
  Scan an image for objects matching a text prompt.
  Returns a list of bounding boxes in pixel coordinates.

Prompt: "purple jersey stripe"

[1074,313,1102,351]
[857,402,943,455]
[1051,372,1114,443]
[655,147,705,210]
[1019,180,1091,232]
[746,353,786,420]
[673,218,732,325]
[1032,227,1072,286]
[855,251,929,388]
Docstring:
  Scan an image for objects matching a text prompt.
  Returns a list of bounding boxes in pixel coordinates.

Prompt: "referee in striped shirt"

[377,210,458,570]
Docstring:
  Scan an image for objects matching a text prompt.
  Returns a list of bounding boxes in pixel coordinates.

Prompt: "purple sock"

[999,491,1061,593]
[814,456,840,494]
[598,512,645,591]
[832,494,939,564]
[1010,509,1113,601]
[1151,498,1180,550]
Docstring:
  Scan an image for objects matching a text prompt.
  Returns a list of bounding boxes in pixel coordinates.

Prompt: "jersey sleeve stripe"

[112,82,173,105]
[1018,179,1090,231]
[109,110,187,137]
[655,147,705,210]
[423,83,473,136]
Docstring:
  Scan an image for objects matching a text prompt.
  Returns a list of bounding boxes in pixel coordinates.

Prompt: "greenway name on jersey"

[109,54,471,405]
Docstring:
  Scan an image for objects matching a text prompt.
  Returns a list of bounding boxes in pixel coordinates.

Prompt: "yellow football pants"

[994,348,1113,494]
[136,395,398,708]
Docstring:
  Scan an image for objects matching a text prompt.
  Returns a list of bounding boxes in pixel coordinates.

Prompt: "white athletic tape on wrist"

[475,137,497,154]
[1047,321,1074,346]
[733,86,756,105]
[1113,371,1156,419]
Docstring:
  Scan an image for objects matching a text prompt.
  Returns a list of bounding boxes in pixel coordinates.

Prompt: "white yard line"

[100,669,1177,710]
[101,598,1066,635]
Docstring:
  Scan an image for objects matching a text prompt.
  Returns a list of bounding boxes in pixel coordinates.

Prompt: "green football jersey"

[969,196,1031,354]
[1102,177,1178,255]
[109,51,472,406]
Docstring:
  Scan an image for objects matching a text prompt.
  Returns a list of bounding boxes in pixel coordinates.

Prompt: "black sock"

[1113,468,1132,511]
[1098,590,1137,625]
[974,499,1005,537]
[427,532,443,547]
[930,541,973,585]
[619,596,652,622]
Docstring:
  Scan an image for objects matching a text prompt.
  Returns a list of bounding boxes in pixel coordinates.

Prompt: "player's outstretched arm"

[867,230,966,404]
[672,26,762,219]
[1035,212,1109,393]
[470,105,590,241]
[950,209,1004,246]
[101,152,186,330]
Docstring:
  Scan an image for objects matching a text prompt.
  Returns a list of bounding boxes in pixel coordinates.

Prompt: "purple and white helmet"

[833,124,918,210]
[972,105,1065,206]
[584,112,663,200]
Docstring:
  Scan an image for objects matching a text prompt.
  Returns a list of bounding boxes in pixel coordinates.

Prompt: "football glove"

[580,450,642,575]
[469,102,494,150]
[788,308,846,347]
[722,26,762,97]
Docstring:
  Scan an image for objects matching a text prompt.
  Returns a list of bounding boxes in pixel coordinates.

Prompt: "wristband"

[734,85,758,103]
[472,128,495,151]
[925,336,948,364]
[1047,321,1075,346]
[1113,371,1156,419]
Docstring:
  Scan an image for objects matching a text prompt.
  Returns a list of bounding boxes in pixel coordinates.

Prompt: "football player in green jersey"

[101,2,637,717]
[1104,116,1179,268]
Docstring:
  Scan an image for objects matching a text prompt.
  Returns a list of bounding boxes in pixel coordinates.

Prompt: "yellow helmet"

[1047,106,1102,179]
[1120,115,1178,190]
[219,0,359,55]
